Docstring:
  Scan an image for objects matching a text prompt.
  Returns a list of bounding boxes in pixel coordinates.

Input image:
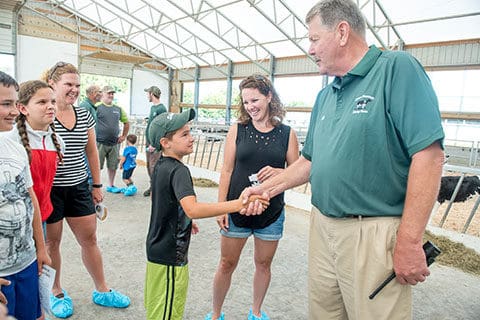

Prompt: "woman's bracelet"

[92,184,103,188]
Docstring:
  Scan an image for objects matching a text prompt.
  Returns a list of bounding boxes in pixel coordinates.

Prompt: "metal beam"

[84,0,228,76]
[166,0,272,74]
[247,0,313,60]
[375,12,480,28]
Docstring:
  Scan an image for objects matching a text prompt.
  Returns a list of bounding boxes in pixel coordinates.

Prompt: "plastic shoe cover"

[205,312,225,320]
[106,186,123,193]
[247,309,269,320]
[124,185,137,196]
[50,290,74,318]
[92,289,130,308]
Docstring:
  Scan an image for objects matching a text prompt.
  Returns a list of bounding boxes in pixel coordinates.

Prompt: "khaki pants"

[308,207,411,320]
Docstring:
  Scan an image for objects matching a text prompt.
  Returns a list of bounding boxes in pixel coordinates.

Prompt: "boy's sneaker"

[124,185,137,197]
[92,289,130,308]
[50,289,74,318]
[247,309,269,320]
[106,186,123,193]
[95,203,108,221]
[205,312,225,320]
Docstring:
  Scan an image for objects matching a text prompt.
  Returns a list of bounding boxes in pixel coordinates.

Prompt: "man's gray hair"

[86,85,99,95]
[306,0,366,38]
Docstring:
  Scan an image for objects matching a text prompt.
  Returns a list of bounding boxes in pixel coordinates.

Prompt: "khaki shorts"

[97,143,120,170]
[308,207,411,320]
[144,261,189,320]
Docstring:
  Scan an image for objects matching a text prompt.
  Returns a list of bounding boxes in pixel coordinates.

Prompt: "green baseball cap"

[148,108,196,151]
[144,86,161,97]
[102,85,116,93]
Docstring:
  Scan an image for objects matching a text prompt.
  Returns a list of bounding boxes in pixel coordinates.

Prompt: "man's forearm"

[397,142,444,243]
[261,156,311,198]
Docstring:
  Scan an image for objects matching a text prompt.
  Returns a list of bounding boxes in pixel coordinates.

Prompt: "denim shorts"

[220,209,285,241]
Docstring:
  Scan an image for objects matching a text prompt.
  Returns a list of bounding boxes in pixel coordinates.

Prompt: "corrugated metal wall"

[80,57,133,79]
[0,9,15,54]
[409,41,480,69]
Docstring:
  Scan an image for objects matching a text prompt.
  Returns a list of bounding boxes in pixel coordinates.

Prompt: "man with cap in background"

[79,85,102,186]
[96,85,130,193]
[143,85,167,197]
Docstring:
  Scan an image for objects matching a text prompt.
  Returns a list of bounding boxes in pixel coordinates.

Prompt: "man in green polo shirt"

[79,85,102,121]
[143,86,167,197]
[242,1,445,319]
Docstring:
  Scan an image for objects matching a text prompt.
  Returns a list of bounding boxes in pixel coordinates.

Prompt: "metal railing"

[438,165,480,234]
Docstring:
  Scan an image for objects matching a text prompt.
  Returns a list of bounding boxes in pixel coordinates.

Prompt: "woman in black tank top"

[205,75,299,320]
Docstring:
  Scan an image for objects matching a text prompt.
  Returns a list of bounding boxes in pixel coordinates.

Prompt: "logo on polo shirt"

[353,95,374,114]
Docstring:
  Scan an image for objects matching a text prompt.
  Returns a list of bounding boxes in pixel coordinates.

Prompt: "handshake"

[236,188,270,215]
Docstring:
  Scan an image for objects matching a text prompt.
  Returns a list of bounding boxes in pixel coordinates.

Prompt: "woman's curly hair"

[236,74,285,126]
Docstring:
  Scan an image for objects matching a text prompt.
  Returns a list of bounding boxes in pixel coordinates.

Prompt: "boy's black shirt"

[146,156,196,266]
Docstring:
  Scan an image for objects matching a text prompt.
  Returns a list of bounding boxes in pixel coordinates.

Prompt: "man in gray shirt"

[96,85,130,192]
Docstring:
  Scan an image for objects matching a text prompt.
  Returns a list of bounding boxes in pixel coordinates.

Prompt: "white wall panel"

[131,69,169,117]
[17,35,78,82]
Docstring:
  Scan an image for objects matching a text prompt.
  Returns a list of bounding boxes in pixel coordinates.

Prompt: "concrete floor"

[49,166,480,319]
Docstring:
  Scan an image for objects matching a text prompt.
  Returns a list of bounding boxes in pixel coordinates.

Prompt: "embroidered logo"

[353,95,374,114]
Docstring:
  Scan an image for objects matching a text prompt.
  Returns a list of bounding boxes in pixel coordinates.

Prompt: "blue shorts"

[220,209,285,241]
[1,260,42,320]
[122,168,135,179]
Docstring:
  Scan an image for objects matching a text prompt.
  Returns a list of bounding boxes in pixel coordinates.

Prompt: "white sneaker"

[95,202,108,221]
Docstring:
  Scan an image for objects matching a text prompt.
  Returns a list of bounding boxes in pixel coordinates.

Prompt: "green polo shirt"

[79,98,97,122]
[145,103,167,146]
[302,45,444,218]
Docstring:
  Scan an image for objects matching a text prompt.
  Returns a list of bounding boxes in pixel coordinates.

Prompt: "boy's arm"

[118,155,126,170]
[180,194,268,219]
[0,278,10,304]
[29,188,51,275]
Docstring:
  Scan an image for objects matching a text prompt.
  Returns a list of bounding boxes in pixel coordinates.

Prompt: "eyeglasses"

[49,61,67,80]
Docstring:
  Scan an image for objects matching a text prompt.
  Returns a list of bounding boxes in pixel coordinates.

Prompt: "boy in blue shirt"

[119,134,138,196]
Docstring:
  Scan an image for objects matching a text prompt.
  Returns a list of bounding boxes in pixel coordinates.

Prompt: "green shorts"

[97,143,120,170]
[144,261,189,320]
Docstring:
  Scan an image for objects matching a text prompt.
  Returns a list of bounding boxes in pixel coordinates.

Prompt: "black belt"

[344,214,365,220]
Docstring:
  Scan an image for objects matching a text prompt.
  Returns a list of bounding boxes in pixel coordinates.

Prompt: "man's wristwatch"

[92,184,103,188]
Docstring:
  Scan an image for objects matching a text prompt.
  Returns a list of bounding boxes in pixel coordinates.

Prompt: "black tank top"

[228,121,290,229]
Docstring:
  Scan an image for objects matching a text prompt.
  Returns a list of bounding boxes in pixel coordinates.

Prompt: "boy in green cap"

[144,108,268,320]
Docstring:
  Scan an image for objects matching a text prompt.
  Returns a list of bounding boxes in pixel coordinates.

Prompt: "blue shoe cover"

[92,289,130,308]
[106,186,123,193]
[247,309,269,320]
[205,312,225,320]
[50,289,73,318]
[124,185,137,196]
